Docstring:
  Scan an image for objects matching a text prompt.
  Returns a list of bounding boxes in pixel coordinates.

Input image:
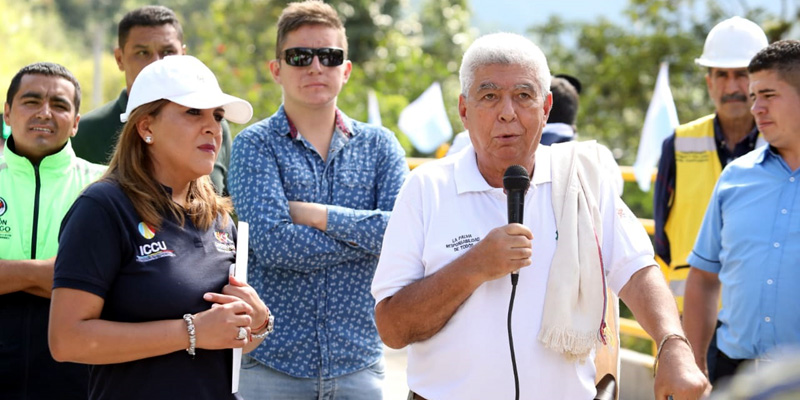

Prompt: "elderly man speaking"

[371,33,708,400]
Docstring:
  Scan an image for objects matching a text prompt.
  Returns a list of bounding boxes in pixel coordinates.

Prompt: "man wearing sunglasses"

[229,1,408,399]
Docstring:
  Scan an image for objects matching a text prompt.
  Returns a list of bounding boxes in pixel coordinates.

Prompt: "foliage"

[6,0,794,164]
[530,1,708,167]
[0,0,123,112]
[528,0,788,217]
[174,0,475,156]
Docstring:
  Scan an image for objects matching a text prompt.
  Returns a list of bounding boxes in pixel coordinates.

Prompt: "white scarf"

[538,141,609,362]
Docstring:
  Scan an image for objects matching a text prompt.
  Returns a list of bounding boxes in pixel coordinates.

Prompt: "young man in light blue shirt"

[684,39,800,387]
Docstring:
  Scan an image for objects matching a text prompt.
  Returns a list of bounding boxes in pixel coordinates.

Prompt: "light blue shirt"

[688,145,800,360]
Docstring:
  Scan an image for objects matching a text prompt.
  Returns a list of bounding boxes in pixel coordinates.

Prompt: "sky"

[470,0,628,33]
[468,0,791,34]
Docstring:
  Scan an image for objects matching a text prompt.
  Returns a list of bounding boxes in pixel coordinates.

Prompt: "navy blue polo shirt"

[54,180,241,400]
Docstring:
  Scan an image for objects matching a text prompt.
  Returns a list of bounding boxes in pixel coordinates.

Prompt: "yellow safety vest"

[661,114,721,313]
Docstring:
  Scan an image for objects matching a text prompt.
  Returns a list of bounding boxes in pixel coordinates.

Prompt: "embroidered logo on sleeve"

[214,231,236,253]
[445,233,482,253]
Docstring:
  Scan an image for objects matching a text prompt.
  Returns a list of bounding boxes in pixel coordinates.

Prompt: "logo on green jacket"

[0,197,6,216]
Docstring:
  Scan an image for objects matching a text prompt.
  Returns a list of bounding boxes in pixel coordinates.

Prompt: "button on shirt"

[688,146,800,359]
[229,106,408,378]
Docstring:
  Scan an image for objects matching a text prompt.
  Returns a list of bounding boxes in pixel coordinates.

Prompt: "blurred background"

[1,0,796,215]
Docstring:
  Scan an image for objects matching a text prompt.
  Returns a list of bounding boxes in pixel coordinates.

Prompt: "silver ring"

[236,327,247,340]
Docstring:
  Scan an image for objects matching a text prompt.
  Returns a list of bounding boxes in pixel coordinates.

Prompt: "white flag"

[633,62,679,191]
[367,90,382,126]
[398,82,453,154]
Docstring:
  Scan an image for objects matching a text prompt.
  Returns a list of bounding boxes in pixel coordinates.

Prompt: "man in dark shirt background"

[73,5,233,194]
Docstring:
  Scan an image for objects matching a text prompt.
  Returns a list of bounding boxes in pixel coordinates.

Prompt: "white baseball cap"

[120,55,253,124]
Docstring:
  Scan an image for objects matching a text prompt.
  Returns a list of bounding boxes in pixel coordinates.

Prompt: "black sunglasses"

[283,47,345,67]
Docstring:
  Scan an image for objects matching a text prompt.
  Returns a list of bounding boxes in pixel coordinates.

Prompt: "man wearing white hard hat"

[654,17,767,312]
[50,55,269,400]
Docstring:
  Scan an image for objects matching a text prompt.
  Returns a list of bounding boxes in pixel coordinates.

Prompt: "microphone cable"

[508,273,520,400]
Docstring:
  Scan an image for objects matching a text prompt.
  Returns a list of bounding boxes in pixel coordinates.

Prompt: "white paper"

[232,221,249,393]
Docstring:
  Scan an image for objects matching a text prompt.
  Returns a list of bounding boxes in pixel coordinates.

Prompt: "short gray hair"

[459,32,551,101]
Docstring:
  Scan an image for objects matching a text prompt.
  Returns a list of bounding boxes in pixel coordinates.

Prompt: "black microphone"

[503,165,530,400]
[503,165,530,279]
[503,165,530,225]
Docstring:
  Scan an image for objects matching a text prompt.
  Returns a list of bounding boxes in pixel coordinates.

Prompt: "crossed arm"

[0,257,55,298]
[230,133,408,273]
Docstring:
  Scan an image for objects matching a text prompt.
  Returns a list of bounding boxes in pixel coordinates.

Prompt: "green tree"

[350,0,476,155]
[0,0,122,112]
[174,0,475,156]
[527,0,786,218]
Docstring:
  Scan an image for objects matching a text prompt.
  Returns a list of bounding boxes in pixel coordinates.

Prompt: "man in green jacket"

[0,62,105,399]
[73,5,232,195]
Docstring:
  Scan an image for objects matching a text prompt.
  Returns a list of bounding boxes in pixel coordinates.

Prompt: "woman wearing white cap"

[49,55,265,400]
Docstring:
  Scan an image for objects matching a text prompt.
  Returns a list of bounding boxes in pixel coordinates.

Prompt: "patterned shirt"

[229,106,408,378]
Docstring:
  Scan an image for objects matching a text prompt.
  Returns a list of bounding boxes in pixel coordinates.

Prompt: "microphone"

[503,165,530,399]
[503,165,530,225]
[503,165,530,279]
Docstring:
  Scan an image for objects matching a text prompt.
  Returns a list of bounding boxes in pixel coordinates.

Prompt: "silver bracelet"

[182,314,196,356]
[251,313,274,340]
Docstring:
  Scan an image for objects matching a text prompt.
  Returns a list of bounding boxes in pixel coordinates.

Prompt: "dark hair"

[748,39,800,93]
[118,5,183,49]
[6,62,81,112]
[275,0,347,60]
[548,76,579,125]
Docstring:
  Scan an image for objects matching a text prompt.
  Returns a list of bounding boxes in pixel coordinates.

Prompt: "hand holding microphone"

[459,165,533,283]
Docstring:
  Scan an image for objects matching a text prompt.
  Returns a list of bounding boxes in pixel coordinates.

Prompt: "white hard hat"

[695,16,768,68]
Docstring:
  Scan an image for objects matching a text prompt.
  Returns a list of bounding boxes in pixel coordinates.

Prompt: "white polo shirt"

[372,145,655,399]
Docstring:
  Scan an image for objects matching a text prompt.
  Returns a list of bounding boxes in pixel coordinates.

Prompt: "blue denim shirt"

[229,106,408,378]
[688,145,800,359]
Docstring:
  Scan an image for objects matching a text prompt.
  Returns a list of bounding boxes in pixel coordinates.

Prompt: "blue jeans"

[238,355,385,400]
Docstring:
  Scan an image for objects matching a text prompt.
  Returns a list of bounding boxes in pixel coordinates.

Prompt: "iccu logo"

[139,241,168,255]
[0,197,6,217]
